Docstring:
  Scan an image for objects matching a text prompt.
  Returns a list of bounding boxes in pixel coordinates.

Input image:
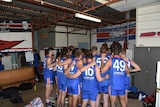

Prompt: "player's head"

[91,46,98,56]
[61,47,68,58]
[68,45,74,55]
[100,47,107,57]
[85,52,93,62]
[120,48,126,58]
[73,48,82,59]
[33,49,38,53]
[108,48,111,53]
[112,48,120,56]
[101,42,108,51]
[81,48,86,56]
[46,47,54,56]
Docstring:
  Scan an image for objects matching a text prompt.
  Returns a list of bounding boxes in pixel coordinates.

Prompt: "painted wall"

[55,26,90,48]
[36,24,136,53]
[33,31,38,50]
[36,22,136,52]
[37,26,55,50]
[55,26,67,47]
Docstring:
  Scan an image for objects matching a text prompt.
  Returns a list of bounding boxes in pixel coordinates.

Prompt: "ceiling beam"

[64,0,125,22]
[32,20,89,30]
[18,0,108,20]
[18,0,115,26]
[16,0,127,30]
[66,0,85,8]
[17,0,80,13]
[0,10,33,18]
[0,15,21,20]
[0,1,49,15]
[115,17,136,24]
[79,0,90,10]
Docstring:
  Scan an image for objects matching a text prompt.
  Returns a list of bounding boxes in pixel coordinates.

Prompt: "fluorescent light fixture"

[1,0,12,2]
[75,13,101,23]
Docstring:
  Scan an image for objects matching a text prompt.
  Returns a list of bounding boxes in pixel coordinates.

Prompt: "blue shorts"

[67,84,80,95]
[44,77,54,85]
[125,84,130,90]
[58,84,67,92]
[98,86,108,94]
[110,88,125,96]
[82,93,98,101]
[54,72,57,76]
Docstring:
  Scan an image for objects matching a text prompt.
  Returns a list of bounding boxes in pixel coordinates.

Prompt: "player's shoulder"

[66,58,72,62]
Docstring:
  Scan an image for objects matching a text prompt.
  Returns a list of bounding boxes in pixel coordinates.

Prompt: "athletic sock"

[46,99,50,103]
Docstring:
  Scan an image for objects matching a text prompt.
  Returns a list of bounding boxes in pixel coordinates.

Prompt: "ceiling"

[0,0,138,30]
[108,0,160,11]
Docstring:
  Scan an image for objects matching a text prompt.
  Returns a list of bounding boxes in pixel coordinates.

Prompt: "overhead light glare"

[75,13,101,23]
[1,0,12,2]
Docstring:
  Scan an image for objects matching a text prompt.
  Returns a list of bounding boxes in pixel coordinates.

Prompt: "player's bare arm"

[130,60,141,72]
[58,58,72,66]
[96,65,109,81]
[101,59,112,73]
[67,70,81,78]
[64,60,75,75]
[80,60,96,72]
[47,57,57,68]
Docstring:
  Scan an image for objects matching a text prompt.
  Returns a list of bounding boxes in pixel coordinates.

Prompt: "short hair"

[74,48,82,58]
[120,48,126,55]
[91,46,97,52]
[46,47,54,55]
[33,49,37,52]
[85,52,93,60]
[101,42,108,50]
[112,48,120,55]
[62,47,68,54]
[84,49,91,56]
[61,47,68,57]
[100,47,107,54]
[68,45,74,51]
[81,48,86,53]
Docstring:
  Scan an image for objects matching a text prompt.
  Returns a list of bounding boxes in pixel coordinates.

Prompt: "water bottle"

[34,85,37,91]
[138,93,142,100]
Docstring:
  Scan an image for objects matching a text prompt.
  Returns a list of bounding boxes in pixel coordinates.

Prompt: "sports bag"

[10,93,23,104]
[25,97,44,107]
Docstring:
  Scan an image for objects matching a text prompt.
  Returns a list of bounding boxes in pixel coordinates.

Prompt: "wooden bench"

[0,67,35,89]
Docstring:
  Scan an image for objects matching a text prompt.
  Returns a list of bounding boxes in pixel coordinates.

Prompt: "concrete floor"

[0,82,143,107]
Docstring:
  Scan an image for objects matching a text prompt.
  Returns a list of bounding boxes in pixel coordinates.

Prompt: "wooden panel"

[0,67,34,89]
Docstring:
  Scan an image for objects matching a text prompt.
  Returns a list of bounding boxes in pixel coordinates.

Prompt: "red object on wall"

[123,40,128,49]
[0,40,24,50]
[157,32,160,36]
[140,32,156,37]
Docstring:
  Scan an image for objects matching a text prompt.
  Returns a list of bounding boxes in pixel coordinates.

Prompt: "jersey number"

[85,68,94,76]
[113,60,125,72]
[96,58,101,67]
